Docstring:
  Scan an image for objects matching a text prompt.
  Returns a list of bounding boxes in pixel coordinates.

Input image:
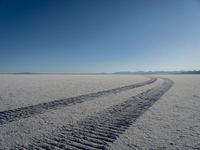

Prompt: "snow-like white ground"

[0,75,147,111]
[0,75,200,149]
[0,75,160,149]
[111,75,200,150]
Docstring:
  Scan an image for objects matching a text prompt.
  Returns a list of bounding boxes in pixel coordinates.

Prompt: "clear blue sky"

[0,0,200,73]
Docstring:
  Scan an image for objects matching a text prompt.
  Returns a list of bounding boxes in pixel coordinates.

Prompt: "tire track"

[0,78,156,125]
[16,78,173,150]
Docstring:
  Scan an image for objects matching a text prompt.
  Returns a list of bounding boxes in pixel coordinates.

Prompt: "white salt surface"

[1,75,200,150]
[0,76,161,149]
[0,75,147,111]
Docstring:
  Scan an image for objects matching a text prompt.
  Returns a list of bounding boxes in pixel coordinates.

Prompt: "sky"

[0,0,200,73]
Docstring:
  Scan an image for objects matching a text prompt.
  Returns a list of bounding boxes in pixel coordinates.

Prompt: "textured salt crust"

[0,75,147,111]
[0,78,162,149]
[110,75,200,150]
[1,75,199,150]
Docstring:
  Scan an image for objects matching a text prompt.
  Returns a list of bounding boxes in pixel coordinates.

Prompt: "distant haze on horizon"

[0,0,200,73]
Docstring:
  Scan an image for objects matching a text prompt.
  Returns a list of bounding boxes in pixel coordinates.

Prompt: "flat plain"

[0,74,199,150]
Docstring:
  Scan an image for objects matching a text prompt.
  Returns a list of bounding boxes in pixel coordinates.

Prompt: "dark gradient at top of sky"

[0,0,200,73]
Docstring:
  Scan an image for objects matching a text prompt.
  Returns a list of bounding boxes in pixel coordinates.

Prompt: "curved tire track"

[0,78,156,125]
[17,78,173,150]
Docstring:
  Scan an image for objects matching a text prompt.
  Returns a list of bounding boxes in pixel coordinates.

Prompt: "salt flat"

[0,75,199,150]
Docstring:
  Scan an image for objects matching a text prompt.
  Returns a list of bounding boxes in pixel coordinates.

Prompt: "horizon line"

[0,70,200,75]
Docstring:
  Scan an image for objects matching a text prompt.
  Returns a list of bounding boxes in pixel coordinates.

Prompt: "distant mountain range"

[113,70,200,74]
